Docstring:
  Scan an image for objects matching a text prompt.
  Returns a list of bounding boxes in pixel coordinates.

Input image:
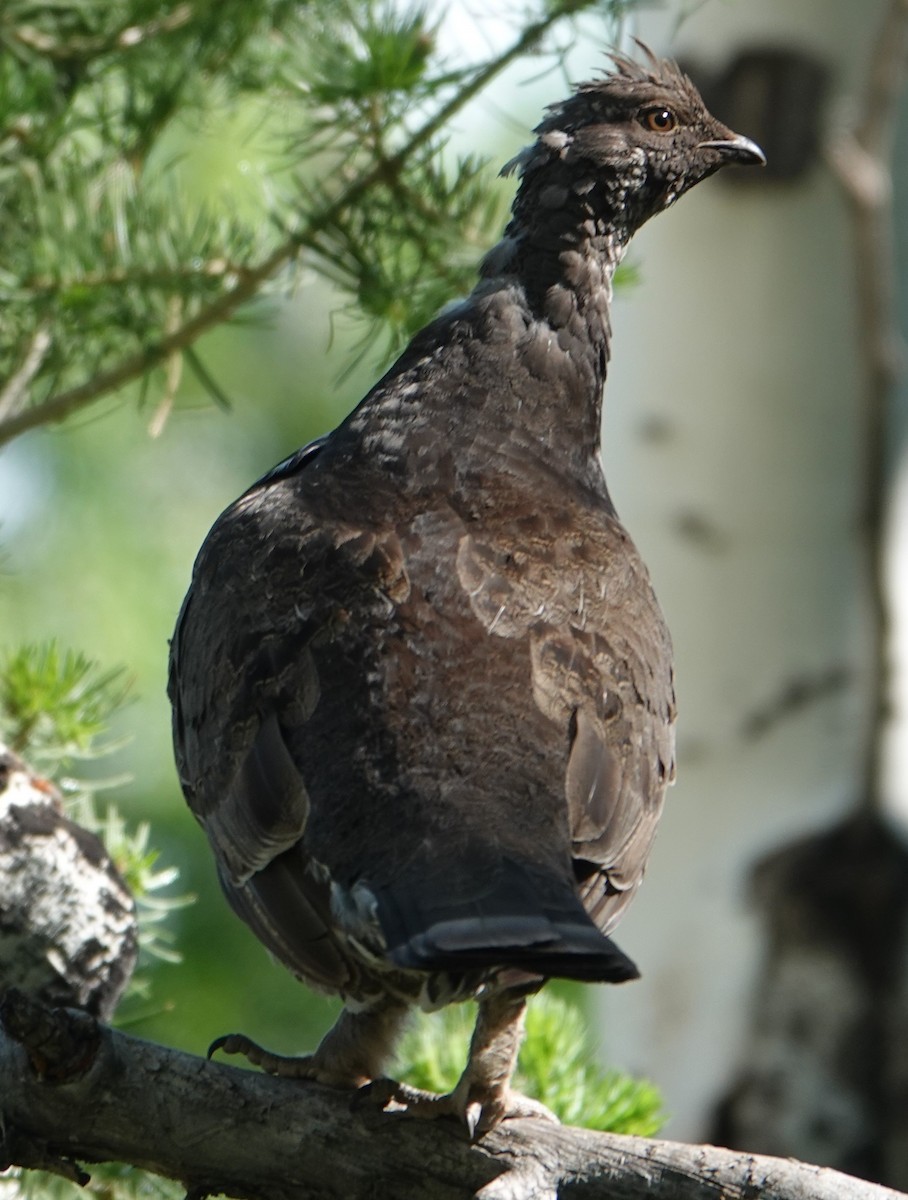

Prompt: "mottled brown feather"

[168,51,762,1112]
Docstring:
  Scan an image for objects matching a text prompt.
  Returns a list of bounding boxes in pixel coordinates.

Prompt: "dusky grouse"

[169,47,764,1136]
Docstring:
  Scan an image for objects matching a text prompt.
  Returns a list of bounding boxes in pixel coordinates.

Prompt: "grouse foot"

[368,987,554,1139]
[208,1033,337,1080]
[208,997,410,1087]
[367,1076,558,1140]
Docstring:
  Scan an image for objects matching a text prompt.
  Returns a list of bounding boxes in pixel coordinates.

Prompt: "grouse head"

[506,46,764,237]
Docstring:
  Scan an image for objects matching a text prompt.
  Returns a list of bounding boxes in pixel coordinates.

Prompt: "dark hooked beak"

[698,133,766,167]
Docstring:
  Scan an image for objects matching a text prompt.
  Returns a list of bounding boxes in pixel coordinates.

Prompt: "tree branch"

[1,992,905,1200]
[0,327,52,423]
[0,2,593,451]
[10,4,194,60]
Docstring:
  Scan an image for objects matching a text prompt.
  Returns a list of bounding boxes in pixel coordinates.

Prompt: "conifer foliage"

[0,0,614,446]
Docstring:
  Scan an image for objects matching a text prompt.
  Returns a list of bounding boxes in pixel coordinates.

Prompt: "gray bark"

[0,746,137,1019]
[0,991,905,1200]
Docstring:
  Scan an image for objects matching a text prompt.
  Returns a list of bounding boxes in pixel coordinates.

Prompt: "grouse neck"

[513,231,626,338]
[340,175,630,493]
[480,171,632,361]
[462,182,630,484]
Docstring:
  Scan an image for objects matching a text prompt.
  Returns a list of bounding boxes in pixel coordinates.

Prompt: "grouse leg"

[374,988,558,1139]
[210,994,410,1087]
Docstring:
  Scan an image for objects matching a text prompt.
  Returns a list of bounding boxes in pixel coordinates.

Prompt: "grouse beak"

[698,134,766,167]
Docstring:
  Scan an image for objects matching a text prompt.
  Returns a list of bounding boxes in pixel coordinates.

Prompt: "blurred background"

[1,0,907,1184]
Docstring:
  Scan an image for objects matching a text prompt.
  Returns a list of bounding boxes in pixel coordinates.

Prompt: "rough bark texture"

[1,992,905,1200]
[0,746,137,1020]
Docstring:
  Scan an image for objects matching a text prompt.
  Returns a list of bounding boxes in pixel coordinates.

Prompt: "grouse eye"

[642,107,676,133]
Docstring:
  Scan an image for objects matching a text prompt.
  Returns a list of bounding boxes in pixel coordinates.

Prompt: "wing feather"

[169,443,675,991]
[451,505,675,938]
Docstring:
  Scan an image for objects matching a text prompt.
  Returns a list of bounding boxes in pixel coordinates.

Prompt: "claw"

[353,1076,557,1140]
[206,1032,318,1078]
[351,1076,399,1111]
[207,1033,242,1061]
[464,1099,483,1141]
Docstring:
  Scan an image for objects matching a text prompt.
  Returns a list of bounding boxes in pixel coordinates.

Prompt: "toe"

[500,1091,560,1126]
[207,1032,318,1078]
[352,1077,558,1140]
[463,1088,560,1139]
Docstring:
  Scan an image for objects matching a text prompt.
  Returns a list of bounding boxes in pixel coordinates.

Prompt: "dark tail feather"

[373,861,639,984]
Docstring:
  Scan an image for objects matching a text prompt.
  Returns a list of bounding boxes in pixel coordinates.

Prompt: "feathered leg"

[375,988,558,1139]
[210,994,409,1087]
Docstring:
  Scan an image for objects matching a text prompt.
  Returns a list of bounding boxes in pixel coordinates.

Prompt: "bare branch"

[1,992,905,1200]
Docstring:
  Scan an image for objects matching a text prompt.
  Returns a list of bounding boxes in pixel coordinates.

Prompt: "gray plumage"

[169,48,763,1135]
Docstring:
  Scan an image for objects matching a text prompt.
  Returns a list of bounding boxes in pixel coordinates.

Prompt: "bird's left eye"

[642,107,676,133]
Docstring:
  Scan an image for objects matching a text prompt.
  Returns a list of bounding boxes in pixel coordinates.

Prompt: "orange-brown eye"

[642,107,676,133]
